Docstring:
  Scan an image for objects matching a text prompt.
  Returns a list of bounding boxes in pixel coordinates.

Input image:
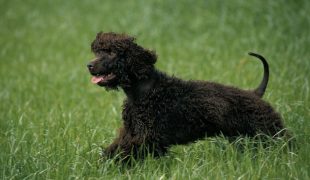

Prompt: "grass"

[1,0,309,179]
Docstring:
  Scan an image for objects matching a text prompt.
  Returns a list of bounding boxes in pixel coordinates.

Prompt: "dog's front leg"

[104,129,154,161]
[103,127,145,159]
[103,127,127,158]
[117,137,167,161]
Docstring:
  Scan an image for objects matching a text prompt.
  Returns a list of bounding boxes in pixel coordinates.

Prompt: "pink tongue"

[91,76,103,84]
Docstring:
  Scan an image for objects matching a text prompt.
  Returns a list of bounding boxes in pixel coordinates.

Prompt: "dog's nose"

[87,63,93,69]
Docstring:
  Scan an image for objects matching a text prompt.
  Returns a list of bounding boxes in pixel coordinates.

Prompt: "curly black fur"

[87,32,290,160]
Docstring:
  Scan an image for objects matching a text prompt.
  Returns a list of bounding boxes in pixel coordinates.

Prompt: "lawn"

[1,0,309,179]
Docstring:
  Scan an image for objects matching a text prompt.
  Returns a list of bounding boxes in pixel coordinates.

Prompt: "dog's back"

[187,81,285,137]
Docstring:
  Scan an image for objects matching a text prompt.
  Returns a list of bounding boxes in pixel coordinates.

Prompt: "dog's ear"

[127,43,157,66]
[136,48,157,65]
[125,44,157,79]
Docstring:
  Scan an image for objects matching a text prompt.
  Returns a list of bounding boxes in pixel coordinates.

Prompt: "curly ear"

[138,48,157,65]
[128,44,157,65]
[125,44,157,79]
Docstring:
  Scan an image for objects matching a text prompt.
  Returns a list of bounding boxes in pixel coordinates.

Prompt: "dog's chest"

[122,93,177,133]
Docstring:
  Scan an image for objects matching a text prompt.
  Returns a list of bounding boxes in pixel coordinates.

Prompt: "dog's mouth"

[91,73,116,84]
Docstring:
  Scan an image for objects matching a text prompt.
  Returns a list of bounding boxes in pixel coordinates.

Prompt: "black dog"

[87,32,289,160]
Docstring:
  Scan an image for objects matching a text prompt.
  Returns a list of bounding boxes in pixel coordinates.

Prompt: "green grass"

[1,0,309,179]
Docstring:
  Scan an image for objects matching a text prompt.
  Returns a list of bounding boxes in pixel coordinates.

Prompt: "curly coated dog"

[87,32,289,160]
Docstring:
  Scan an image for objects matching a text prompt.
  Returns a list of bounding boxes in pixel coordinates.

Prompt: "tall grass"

[1,0,309,179]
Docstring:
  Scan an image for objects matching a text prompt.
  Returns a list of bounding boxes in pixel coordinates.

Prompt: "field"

[1,0,309,179]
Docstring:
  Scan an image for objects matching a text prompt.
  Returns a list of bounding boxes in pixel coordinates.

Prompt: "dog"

[87,32,290,160]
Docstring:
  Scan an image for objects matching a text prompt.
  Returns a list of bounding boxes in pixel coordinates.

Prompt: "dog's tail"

[248,52,269,98]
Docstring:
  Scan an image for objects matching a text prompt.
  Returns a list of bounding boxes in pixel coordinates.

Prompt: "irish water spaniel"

[87,32,289,160]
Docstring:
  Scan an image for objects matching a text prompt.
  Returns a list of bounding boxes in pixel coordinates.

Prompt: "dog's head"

[87,32,157,90]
